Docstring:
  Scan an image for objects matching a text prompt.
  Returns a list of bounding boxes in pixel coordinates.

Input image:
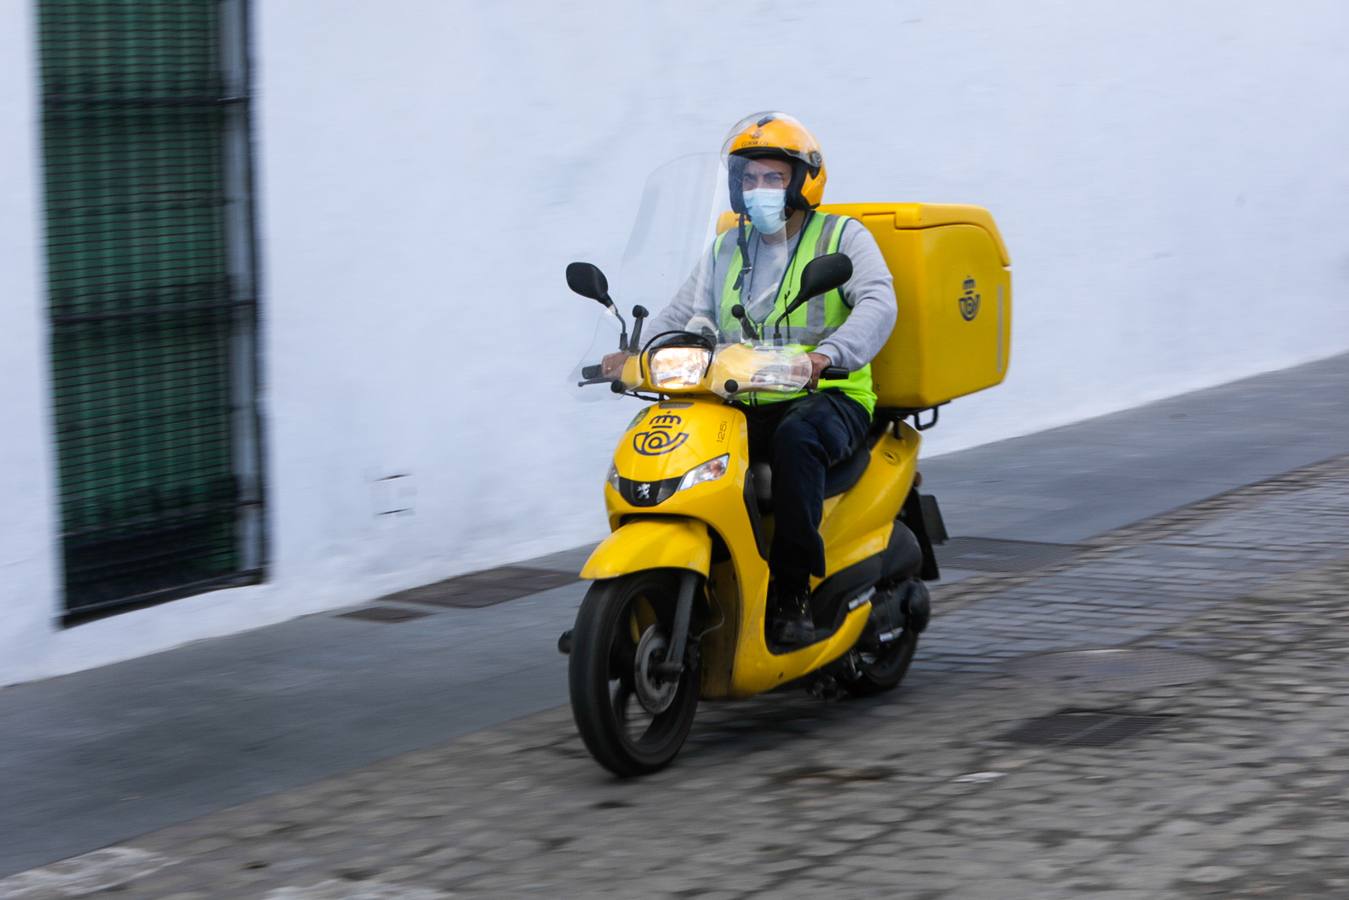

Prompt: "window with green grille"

[38,0,265,624]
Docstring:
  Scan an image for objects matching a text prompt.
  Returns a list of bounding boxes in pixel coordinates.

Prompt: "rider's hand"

[806,351,832,389]
[602,351,632,379]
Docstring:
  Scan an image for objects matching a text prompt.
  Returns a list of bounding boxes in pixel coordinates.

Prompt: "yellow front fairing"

[605,400,743,509]
[604,397,763,697]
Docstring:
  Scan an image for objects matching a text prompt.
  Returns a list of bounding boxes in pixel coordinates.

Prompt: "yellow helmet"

[722,111,827,212]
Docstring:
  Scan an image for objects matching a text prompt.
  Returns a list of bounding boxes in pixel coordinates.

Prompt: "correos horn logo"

[633,413,689,456]
[959,276,981,322]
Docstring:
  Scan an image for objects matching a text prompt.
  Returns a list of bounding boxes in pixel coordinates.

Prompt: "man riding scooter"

[612,112,897,647]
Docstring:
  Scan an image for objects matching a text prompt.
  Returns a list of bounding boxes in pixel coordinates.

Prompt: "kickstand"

[805,672,845,700]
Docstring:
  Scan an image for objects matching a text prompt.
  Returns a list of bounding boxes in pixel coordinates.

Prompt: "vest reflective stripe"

[713,213,876,414]
[713,214,836,344]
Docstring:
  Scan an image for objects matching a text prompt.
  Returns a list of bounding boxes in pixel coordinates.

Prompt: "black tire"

[568,571,700,777]
[843,581,923,697]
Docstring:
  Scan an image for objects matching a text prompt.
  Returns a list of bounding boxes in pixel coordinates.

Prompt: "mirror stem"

[607,303,629,351]
[731,304,759,341]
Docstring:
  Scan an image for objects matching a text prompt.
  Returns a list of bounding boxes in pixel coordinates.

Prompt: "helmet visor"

[721,111,823,172]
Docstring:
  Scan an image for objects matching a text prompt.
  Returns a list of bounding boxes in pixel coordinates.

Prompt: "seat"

[750,444,871,515]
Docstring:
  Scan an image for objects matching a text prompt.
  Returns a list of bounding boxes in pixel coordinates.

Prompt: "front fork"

[651,570,700,678]
[557,569,702,677]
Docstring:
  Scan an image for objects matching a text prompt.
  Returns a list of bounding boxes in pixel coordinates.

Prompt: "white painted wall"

[4,0,1349,684]
[1,2,63,682]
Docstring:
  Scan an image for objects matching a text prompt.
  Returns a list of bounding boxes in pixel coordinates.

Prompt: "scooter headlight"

[606,462,621,492]
[677,454,729,493]
[648,347,712,389]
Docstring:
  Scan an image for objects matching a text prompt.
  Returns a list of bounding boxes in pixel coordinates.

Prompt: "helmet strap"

[732,213,752,291]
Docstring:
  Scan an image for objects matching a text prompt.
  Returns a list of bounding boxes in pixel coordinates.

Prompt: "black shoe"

[772,589,816,648]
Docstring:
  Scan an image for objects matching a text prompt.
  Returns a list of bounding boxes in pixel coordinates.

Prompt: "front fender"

[580,518,712,580]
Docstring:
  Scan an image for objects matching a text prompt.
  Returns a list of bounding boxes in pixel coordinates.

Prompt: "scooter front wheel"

[569,571,700,777]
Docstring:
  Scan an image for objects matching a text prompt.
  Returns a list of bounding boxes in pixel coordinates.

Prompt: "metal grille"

[38,0,265,623]
[937,537,1084,573]
[335,607,433,625]
[1005,649,1224,691]
[382,566,579,609]
[999,710,1172,748]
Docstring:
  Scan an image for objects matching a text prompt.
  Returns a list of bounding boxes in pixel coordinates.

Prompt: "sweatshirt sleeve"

[814,221,897,373]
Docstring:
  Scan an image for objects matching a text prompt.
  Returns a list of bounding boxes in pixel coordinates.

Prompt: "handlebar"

[577,362,617,388]
[578,347,849,393]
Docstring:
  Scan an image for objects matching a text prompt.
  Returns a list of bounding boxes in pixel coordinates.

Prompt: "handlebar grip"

[820,366,849,381]
[581,364,602,379]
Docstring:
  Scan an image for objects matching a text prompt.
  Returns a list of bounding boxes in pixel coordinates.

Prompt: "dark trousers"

[744,390,871,597]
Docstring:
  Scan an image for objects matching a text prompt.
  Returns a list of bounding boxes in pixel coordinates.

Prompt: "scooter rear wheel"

[569,571,700,777]
[845,631,919,696]
[843,580,923,697]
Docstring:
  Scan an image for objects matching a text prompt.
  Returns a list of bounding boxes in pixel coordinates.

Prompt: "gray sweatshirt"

[645,215,897,373]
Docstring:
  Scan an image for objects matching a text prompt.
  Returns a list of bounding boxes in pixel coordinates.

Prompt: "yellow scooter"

[560,256,942,777]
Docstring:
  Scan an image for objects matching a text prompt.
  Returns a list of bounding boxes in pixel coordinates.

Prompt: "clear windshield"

[617,153,730,325]
[568,153,813,400]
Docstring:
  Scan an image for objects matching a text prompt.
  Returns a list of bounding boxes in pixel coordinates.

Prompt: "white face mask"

[742,188,788,235]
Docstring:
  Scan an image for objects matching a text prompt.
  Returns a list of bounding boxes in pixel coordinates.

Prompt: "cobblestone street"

[6,455,1349,899]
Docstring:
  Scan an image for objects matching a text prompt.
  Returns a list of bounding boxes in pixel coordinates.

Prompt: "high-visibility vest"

[714,212,876,415]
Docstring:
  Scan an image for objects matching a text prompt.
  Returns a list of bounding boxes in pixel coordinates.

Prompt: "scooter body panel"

[724,601,873,698]
[816,421,921,584]
[602,396,922,700]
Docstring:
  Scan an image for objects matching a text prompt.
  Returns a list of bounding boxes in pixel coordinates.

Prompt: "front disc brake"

[634,627,678,714]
